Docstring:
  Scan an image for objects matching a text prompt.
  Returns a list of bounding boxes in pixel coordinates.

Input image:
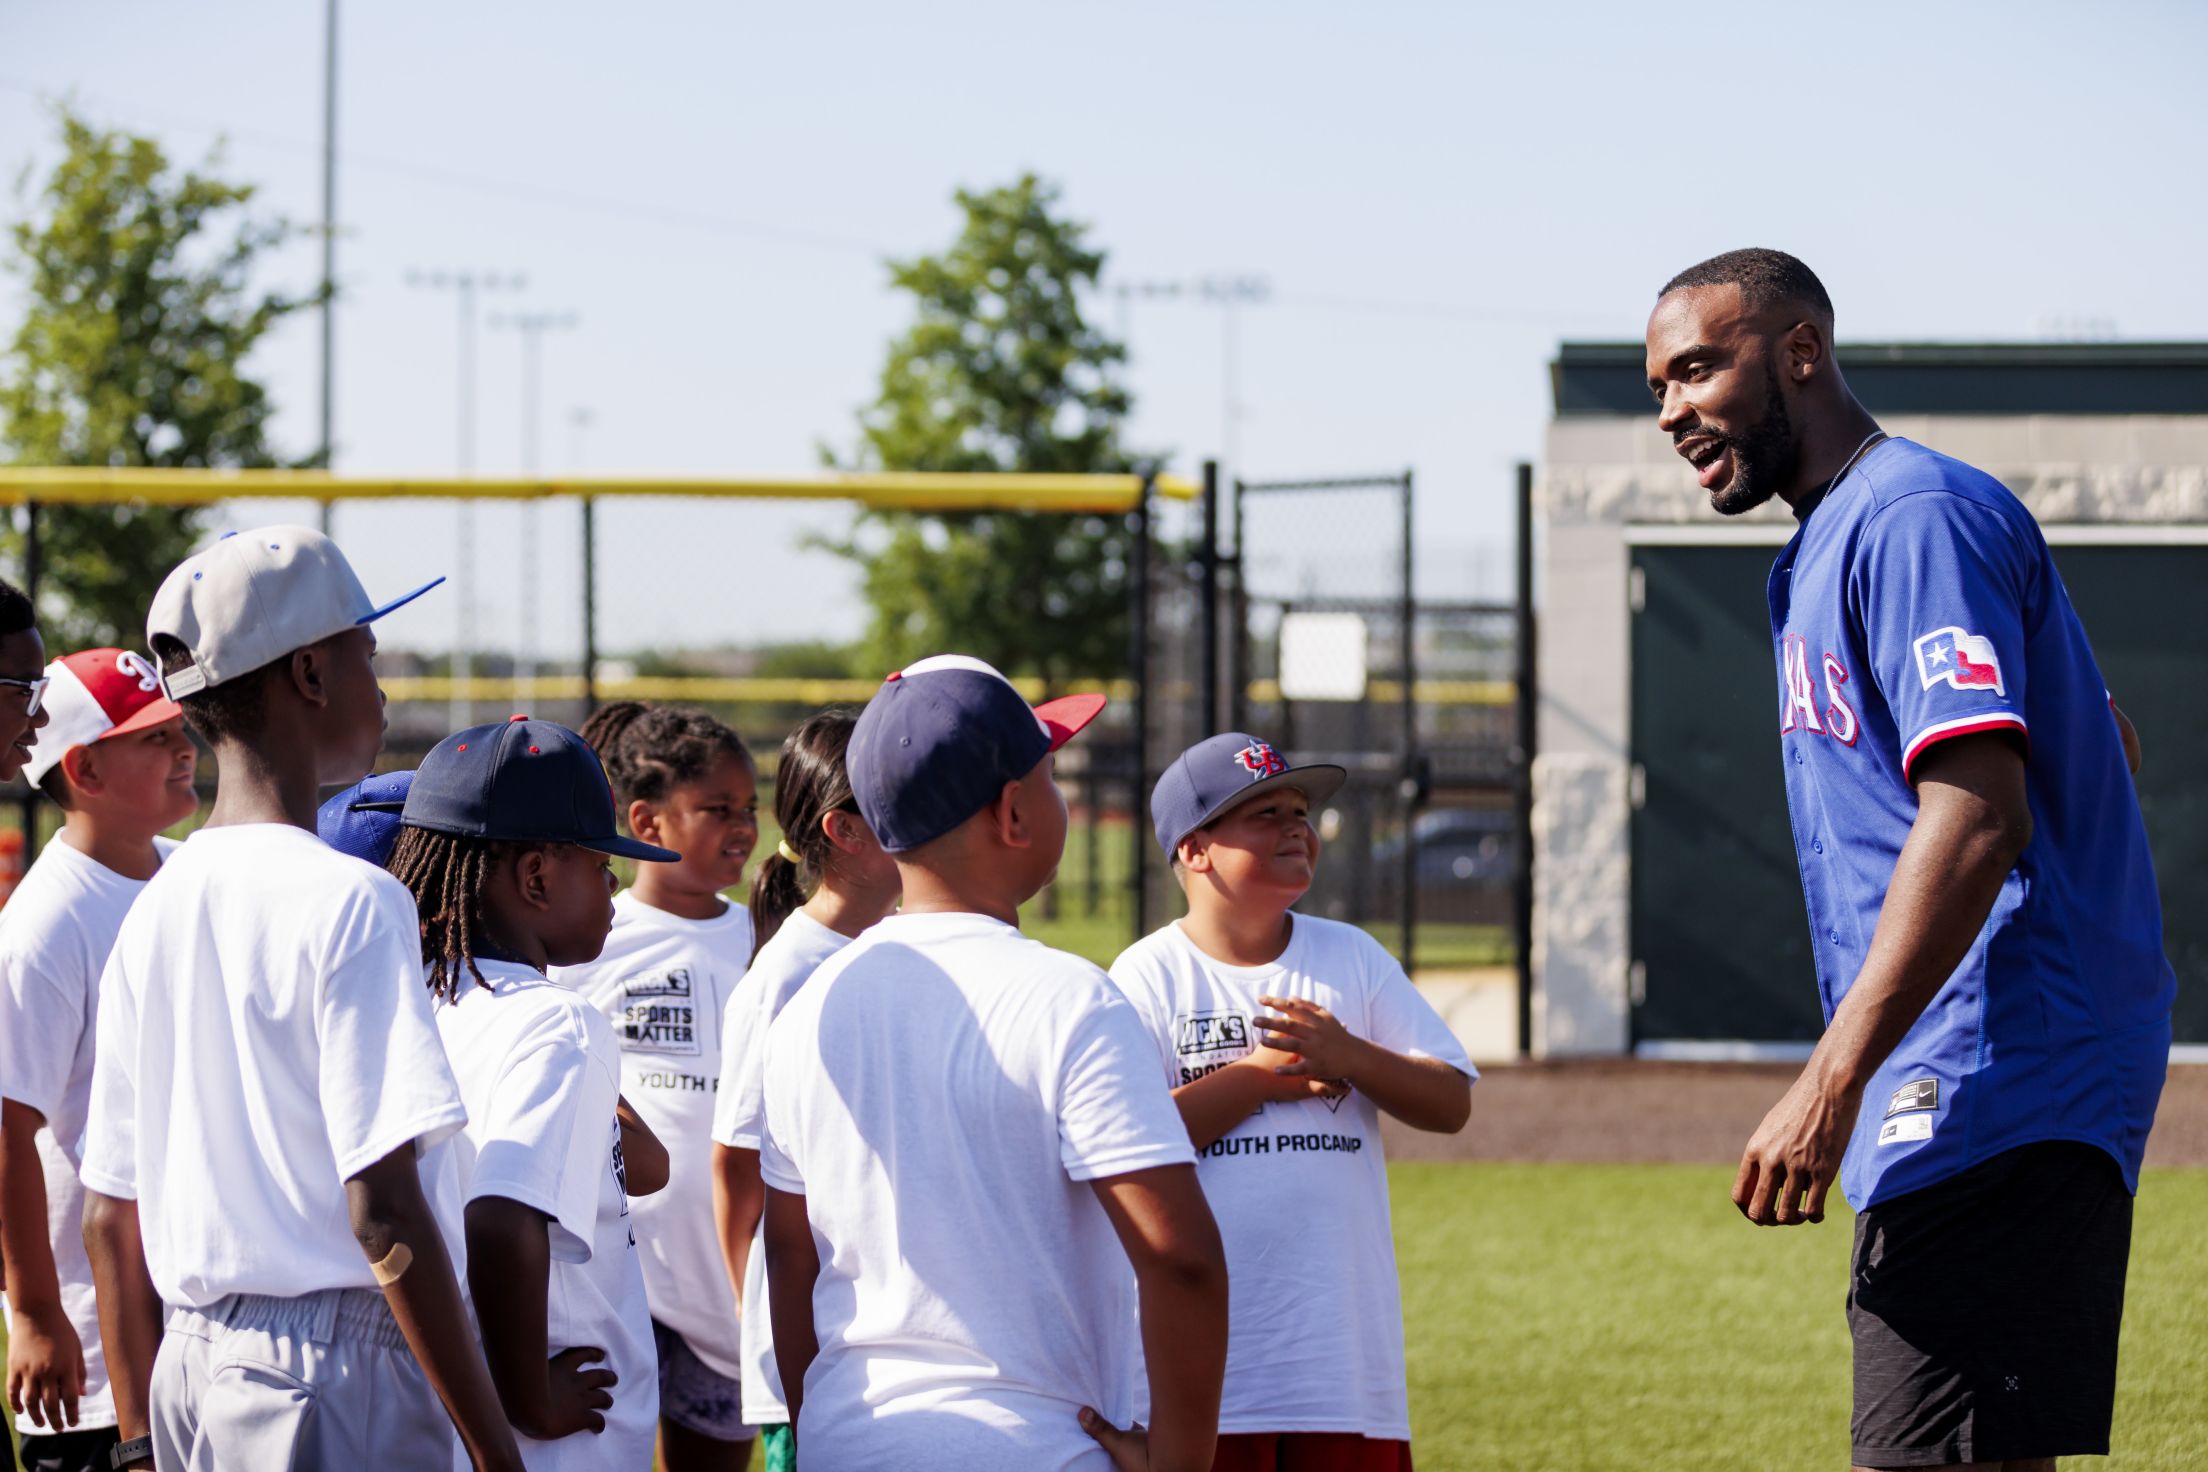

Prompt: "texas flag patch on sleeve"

[1913,627,2006,696]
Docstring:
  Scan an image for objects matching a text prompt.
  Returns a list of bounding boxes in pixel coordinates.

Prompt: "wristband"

[110,1436,155,1470]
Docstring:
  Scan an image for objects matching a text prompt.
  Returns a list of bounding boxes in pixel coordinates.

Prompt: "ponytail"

[749,710,859,957]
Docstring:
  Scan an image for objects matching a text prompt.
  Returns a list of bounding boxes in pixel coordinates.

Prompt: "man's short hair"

[153,634,275,745]
[1660,248,1833,324]
[0,578,33,639]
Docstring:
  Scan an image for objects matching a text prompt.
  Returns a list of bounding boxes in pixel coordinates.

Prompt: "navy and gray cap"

[1151,731,1347,861]
[361,716,679,863]
[848,654,1106,854]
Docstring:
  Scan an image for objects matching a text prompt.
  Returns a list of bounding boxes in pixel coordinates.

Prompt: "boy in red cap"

[0,651,196,1472]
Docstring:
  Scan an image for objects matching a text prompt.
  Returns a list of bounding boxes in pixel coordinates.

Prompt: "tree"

[831,175,1151,684]
[2,108,313,649]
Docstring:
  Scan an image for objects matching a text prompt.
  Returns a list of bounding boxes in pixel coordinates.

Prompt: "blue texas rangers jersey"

[1767,437,2173,1208]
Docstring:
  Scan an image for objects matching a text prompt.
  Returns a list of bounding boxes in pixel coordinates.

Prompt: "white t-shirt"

[1107,915,1476,1440]
[760,912,1196,1472]
[553,889,753,1380]
[708,908,852,1425]
[436,958,657,1472]
[79,824,469,1309]
[0,834,175,1435]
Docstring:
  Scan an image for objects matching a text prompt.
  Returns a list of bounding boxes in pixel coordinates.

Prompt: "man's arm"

[763,1185,818,1429]
[79,1189,161,1455]
[1256,997,1472,1133]
[3,1099,83,1430]
[1078,1164,1228,1472]
[711,1143,764,1307]
[346,1147,527,1471]
[1733,733,2032,1227]
[1169,1046,1347,1151]
[461,1195,616,1443]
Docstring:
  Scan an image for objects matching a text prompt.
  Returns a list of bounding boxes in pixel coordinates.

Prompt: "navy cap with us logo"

[361,716,679,863]
[1150,732,1347,862]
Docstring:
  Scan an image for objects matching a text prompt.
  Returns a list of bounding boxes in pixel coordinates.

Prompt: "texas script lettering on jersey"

[1778,633,1860,745]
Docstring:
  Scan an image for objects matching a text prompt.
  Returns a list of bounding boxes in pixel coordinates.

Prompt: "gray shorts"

[653,1320,752,1443]
[151,1287,454,1471]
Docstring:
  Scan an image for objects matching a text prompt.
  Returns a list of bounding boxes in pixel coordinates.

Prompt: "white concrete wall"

[1532,413,2208,1057]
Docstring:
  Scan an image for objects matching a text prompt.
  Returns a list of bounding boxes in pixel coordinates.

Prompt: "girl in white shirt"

[708,710,899,1472]
[559,701,760,1472]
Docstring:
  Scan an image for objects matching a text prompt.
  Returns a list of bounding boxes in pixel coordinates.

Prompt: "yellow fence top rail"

[0,468,1198,512]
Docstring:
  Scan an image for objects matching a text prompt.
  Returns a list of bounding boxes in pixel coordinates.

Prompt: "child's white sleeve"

[0,934,77,1121]
[1361,939,1477,1080]
[757,1009,805,1194]
[469,1011,613,1264]
[1057,986,1198,1183]
[315,882,468,1182]
[78,946,140,1200]
[711,972,767,1151]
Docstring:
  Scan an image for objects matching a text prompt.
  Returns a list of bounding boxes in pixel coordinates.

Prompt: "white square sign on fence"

[1278,611,1369,701]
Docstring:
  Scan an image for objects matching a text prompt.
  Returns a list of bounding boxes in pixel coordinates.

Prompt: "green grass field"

[12,1162,2201,1471]
[1390,1162,2208,1471]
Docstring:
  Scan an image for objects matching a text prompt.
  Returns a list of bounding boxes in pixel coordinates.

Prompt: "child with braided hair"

[382,716,678,1471]
[554,701,761,1469]
[708,710,900,1472]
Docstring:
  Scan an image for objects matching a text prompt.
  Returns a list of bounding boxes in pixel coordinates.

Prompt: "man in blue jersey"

[1644,249,2172,1471]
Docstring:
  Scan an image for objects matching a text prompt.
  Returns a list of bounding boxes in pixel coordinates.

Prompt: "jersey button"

[1828,929,1841,944]
[1812,839,1824,855]
[1792,749,1804,765]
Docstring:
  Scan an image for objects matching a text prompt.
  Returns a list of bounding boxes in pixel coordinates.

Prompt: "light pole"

[1114,275,1271,481]
[489,310,578,702]
[404,268,525,732]
[316,0,339,537]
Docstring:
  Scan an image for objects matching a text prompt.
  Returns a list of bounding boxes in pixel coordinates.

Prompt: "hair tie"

[776,838,804,866]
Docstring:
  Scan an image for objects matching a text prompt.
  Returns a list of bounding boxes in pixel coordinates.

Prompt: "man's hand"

[1254,996,1369,1082]
[515,1346,616,1440]
[1078,1407,1152,1471]
[1732,1067,1862,1225]
[7,1303,85,1429]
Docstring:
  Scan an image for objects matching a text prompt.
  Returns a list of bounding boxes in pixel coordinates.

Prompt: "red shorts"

[1211,1433,1414,1472]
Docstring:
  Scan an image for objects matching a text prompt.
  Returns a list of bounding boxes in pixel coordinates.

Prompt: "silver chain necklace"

[1821,429,1887,500]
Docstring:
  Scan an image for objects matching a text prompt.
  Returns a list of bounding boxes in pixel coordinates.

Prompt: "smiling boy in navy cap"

[381,716,678,1472]
[756,655,1228,1472]
[1109,733,1475,1472]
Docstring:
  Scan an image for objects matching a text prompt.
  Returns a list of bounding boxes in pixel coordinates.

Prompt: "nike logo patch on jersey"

[1914,627,2006,696]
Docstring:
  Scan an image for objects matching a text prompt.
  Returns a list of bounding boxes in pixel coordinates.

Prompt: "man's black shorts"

[1848,1140,2133,1468]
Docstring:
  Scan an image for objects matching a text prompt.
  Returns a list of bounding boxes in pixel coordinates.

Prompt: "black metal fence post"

[17,501,40,861]
[1200,458,1220,734]
[581,494,598,715]
[1128,477,1154,942]
[1513,461,1538,1057]
[1398,469,1417,973]
[1228,475,1247,732]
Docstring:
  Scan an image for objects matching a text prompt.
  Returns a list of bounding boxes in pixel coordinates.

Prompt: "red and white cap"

[23,649,186,787]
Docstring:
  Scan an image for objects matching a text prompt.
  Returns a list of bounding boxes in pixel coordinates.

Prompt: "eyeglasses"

[0,676,51,717]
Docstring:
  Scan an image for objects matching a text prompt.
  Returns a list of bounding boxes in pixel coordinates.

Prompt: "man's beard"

[1708,361,1798,516]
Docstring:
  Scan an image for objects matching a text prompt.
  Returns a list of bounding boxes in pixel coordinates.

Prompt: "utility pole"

[489,310,578,703]
[1114,275,1270,481]
[404,268,525,732]
[315,0,339,536]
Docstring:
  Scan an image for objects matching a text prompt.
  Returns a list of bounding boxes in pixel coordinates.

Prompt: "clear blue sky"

[5,0,2204,663]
